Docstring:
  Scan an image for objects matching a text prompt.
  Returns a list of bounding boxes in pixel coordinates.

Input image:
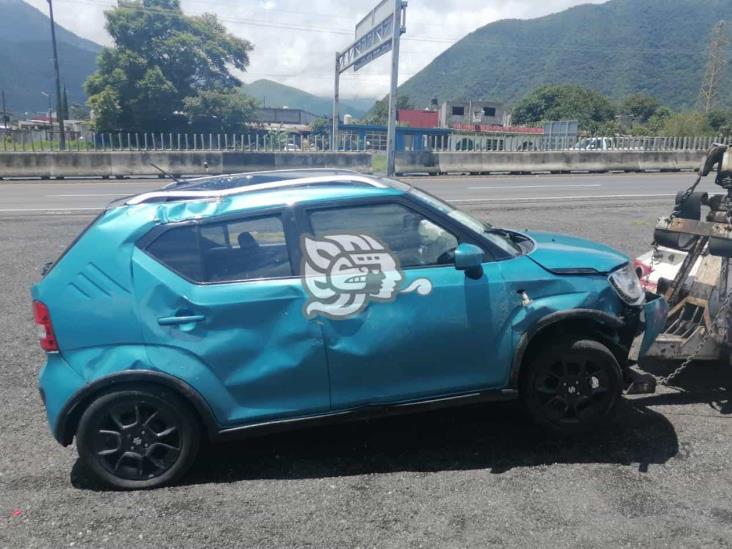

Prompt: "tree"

[85,0,254,132]
[70,103,91,121]
[706,110,732,136]
[661,112,711,136]
[183,90,258,133]
[88,88,122,132]
[364,95,412,125]
[512,84,615,133]
[645,106,673,135]
[309,117,330,135]
[621,94,660,123]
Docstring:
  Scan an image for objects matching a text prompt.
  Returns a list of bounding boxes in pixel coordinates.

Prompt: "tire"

[76,386,201,490]
[520,338,623,434]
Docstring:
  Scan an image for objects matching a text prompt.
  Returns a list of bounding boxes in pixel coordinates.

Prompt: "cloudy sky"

[24,0,606,100]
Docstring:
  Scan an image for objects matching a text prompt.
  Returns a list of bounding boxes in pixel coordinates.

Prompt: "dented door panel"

[321,263,513,408]
[132,249,329,426]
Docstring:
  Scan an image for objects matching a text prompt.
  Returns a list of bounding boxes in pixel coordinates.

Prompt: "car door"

[132,209,330,427]
[298,199,513,409]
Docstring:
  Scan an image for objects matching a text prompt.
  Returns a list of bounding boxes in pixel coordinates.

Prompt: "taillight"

[33,301,58,352]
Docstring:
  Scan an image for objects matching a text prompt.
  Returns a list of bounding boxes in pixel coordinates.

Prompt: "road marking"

[45,193,133,197]
[448,193,677,203]
[467,184,602,190]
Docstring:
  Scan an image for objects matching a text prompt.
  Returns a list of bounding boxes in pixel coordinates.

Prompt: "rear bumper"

[38,353,85,445]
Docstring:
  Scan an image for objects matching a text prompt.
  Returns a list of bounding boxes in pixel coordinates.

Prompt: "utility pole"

[698,20,729,113]
[1,90,8,128]
[386,0,405,177]
[47,0,66,149]
[42,91,52,136]
[333,52,340,151]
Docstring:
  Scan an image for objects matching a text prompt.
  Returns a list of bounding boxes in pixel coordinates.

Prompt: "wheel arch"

[55,370,220,446]
[509,309,629,390]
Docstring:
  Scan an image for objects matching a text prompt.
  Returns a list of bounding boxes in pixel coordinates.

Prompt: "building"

[397,109,439,129]
[339,123,451,152]
[438,100,508,128]
[254,107,320,130]
[338,101,578,153]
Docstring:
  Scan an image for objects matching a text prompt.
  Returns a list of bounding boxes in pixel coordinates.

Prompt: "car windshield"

[409,188,522,256]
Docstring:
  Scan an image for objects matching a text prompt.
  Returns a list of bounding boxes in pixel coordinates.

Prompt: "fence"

[0,129,353,153]
[0,128,729,154]
[425,134,730,153]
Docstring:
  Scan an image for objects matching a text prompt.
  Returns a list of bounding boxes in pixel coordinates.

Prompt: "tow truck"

[639,144,732,367]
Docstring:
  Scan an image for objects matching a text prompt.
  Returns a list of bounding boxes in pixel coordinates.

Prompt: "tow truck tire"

[520,338,623,434]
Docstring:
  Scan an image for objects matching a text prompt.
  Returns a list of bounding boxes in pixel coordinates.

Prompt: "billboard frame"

[334,0,407,176]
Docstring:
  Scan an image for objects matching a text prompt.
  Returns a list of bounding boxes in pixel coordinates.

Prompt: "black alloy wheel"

[76,387,200,490]
[521,339,622,433]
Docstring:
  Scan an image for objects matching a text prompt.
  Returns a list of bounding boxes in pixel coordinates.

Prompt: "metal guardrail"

[0,129,728,154]
[0,130,339,153]
[426,134,729,153]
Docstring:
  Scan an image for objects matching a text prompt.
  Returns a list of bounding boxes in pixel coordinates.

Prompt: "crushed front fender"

[637,293,669,358]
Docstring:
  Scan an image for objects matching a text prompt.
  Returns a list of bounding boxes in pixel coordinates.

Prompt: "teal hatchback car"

[33,170,667,489]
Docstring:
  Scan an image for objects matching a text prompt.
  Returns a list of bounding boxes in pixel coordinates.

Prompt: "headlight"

[609,264,645,306]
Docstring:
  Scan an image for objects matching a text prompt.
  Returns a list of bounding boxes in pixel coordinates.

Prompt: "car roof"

[165,168,368,191]
[115,170,410,221]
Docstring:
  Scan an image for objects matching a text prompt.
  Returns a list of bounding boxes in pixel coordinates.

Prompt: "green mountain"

[399,0,732,110]
[0,0,101,115]
[243,79,376,118]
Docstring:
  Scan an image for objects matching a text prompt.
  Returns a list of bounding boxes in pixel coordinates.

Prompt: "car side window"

[308,203,459,268]
[200,216,292,282]
[146,225,204,281]
[145,215,292,283]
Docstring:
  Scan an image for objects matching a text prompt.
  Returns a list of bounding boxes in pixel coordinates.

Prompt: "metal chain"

[647,167,719,386]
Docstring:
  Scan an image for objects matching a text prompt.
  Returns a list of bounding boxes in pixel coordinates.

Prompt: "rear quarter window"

[144,215,292,283]
[146,226,203,281]
[200,216,292,282]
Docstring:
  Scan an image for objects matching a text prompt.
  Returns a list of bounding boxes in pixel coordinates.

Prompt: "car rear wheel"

[76,386,200,490]
[521,338,623,434]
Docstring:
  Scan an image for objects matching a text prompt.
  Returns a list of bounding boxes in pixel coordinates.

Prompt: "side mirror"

[454,243,484,279]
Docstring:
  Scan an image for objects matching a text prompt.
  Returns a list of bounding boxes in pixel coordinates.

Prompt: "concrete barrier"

[0,151,373,178]
[0,149,706,178]
[393,151,441,175]
[396,150,706,175]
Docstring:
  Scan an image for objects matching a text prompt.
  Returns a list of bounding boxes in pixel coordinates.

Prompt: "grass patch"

[371,152,387,174]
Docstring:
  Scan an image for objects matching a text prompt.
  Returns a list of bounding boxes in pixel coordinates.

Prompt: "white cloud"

[24,0,607,99]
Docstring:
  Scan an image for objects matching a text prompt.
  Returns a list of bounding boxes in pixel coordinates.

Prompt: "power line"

[49,0,722,55]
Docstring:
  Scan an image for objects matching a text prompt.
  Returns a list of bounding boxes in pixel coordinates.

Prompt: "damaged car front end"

[497,230,668,398]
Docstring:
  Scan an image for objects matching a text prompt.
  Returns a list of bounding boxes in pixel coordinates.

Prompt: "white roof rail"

[127,174,387,206]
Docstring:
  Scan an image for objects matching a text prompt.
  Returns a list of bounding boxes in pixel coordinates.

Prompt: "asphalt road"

[0,172,718,214]
[1,173,732,547]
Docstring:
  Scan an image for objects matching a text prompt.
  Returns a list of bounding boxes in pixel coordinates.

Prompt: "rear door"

[132,209,330,427]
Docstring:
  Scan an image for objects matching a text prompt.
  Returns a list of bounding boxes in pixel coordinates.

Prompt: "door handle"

[157,314,205,326]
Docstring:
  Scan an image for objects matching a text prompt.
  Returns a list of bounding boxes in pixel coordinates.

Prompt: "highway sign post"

[335,0,407,175]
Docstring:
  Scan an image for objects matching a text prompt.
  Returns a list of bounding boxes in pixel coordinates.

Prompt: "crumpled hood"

[525,231,628,274]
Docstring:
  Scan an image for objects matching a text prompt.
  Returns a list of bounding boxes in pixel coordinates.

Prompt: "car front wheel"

[76,386,201,490]
[521,338,623,434]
